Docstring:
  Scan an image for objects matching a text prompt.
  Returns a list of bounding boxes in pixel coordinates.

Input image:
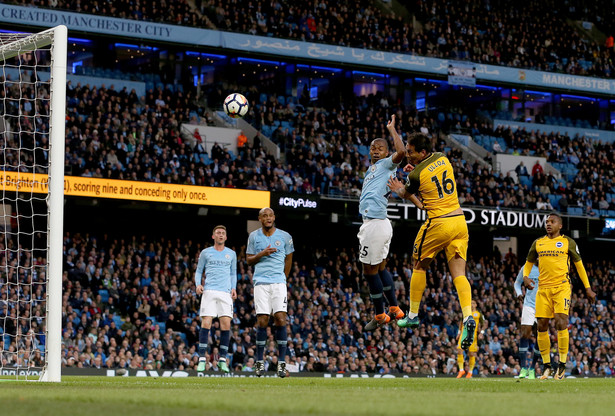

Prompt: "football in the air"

[223,93,249,118]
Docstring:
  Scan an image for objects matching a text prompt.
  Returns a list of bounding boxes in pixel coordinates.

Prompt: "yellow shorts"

[413,214,468,263]
[536,284,572,318]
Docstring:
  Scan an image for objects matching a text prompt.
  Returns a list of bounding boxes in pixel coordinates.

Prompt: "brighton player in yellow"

[456,300,485,378]
[388,132,476,349]
[522,213,596,380]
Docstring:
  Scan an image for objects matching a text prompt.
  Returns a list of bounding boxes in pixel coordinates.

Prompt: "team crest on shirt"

[556,242,563,248]
[275,240,281,246]
[225,254,231,259]
[370,166,377,173]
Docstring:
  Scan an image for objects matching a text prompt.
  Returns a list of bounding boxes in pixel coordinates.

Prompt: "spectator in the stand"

[536,197,553,211]
[515,161,529,178]
[493,141,503,154]
[531,161,544,177]
[237,131,248,150]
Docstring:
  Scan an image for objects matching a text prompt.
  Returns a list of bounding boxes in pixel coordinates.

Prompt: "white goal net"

[0,26,66,381]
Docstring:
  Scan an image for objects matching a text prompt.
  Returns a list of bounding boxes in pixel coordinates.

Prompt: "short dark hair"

[212,225,226,233]
[548,212,563,223]
[371,138,389,148]
[407,132,432,153]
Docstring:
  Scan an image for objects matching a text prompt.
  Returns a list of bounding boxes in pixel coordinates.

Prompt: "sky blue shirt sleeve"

[246,232,256,255]
[195,249,206,286]
[284,231,295,255]
[514,269,524,297]
[231,250,237,290]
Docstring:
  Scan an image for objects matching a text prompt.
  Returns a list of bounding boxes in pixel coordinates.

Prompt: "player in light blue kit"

[514,263,540,379]
[195,225,237,373]
[360,115,421,331]
[246,207,294,378]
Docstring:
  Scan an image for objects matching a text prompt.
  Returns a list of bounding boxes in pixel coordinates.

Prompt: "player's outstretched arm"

[573,260,596,303]
[513,269,524,298]
[387,115,406,164]
[522,261,536,289]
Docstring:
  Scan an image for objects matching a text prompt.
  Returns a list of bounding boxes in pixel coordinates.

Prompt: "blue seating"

[99,289,109,303]
[567,207,584,216]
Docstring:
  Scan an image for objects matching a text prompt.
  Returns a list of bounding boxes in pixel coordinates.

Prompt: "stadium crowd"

[2,231,613,376]
[1,62,613,217]
[17,0,615,79]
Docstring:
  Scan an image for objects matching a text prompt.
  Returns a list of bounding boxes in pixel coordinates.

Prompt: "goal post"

[0,25,67,382]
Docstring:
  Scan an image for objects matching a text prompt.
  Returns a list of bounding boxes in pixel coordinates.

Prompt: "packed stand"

[473,125,615,215]
[61,79,615,217]
[19,0,615,79]
[28,232,613,376]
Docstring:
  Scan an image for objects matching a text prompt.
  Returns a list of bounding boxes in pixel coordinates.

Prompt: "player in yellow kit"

[522,213,596,380]
[456,300,485,378]
[388,132,476,349]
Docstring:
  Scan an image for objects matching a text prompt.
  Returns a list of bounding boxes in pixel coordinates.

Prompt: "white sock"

[408,312,418,319]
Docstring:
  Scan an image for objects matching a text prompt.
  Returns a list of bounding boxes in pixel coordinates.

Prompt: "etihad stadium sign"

[387,203,549,229]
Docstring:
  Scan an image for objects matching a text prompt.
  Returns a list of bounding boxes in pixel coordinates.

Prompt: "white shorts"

[357,218,392,265]
[199,290,233,318]
[521,305,537,326]
[254,283,287,315]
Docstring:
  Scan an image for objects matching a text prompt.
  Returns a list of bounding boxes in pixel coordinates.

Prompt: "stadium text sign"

[272,192,320,212]
[0,172,270,209]
[387,203,548,229]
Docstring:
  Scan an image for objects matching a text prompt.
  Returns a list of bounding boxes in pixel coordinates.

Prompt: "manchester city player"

[514,263,540,379]
[359,115,411,331]
[195,225,237,373]
[247,207,294,378]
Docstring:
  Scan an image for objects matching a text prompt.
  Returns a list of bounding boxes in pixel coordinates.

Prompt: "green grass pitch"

[1,376,614,416]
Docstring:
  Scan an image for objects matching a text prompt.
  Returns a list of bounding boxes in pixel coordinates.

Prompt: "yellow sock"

[453,275,472,318]
[557,329,569,364]
[469,356,476,372]
[537,331,551,364]
[457,354,464,371]
[410,269,426,315]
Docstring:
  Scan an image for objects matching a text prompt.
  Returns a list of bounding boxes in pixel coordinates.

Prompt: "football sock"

[256,327,267,362]
[219,330,230,361]
[379,269,398,307]
[457,354,464,371]
[409,269,427,315]
[198,327,209,357]
[557,329,569,364]
[537,331,551,364]
[531,345,541,369]
[275,325,287,363]
[365,273,385,315]
[453,275,472,319]
[519,337,529,369]
[469,356,476,373]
